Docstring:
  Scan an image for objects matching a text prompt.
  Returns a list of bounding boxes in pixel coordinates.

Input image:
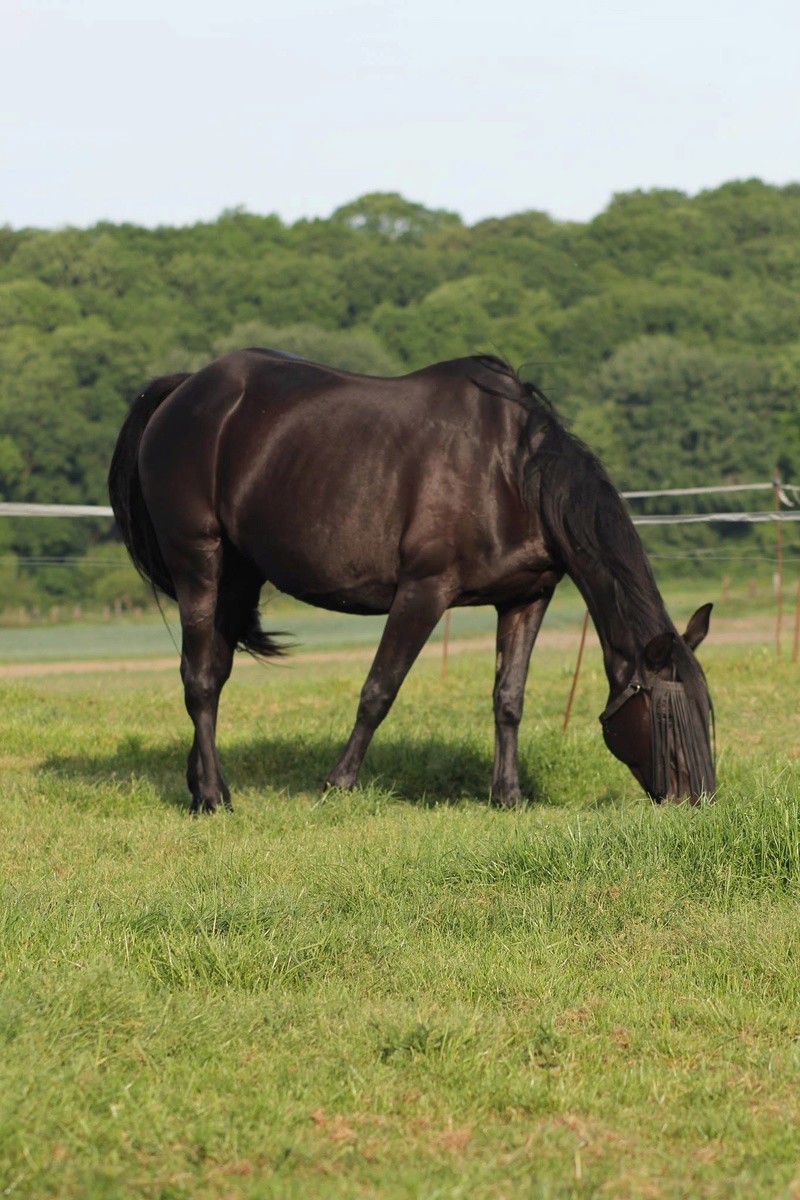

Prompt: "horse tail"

[108,374,191,601]
[238,608,291,660]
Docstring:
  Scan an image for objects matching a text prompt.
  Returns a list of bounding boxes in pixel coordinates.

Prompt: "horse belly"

[224,484,403,615]
[265,542,398,614]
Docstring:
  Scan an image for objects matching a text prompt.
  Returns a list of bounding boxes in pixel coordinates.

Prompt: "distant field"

[0,575,783,665]
[0,586,593,664]
[1,621,799,1198]
[0,606,484,663]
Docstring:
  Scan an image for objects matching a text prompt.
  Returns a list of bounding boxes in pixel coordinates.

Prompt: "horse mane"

[471,356,713,750]
[525,416,711,738]
[527,405,669,642]
[472,355,670,643]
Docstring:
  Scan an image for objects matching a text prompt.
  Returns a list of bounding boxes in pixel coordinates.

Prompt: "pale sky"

[3,0,799,230]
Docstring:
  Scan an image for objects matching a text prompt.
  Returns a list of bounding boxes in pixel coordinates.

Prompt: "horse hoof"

[189,796,227,814]
[323,775,355,793]
[491,792,525,810]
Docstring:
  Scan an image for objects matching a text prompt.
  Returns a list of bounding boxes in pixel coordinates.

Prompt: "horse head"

[599,603,715,804]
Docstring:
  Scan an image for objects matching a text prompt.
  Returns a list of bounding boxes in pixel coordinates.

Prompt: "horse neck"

[564,554,673,691]
[518,402,673,690]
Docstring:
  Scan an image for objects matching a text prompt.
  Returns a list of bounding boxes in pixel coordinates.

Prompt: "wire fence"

[1,481,799,663]
[2,478,799,521]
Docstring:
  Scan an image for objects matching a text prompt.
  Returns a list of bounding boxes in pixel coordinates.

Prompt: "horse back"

[138,350,540,608]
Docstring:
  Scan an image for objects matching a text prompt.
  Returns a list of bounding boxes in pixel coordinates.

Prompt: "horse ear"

[643,631,675,671]
[683,603,713,650]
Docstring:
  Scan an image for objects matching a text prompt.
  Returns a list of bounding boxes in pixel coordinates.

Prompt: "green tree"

[331,193,462,241]
[0,280,81,332]
[337,245,450,325]
[0,435,26,496]
[212,322,400,375]
[575,335,789,490]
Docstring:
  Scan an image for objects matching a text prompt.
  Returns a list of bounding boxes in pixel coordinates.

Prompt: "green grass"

[1,637,799,1198]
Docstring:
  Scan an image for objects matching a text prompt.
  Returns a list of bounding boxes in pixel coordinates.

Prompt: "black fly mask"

[600,669,715,802]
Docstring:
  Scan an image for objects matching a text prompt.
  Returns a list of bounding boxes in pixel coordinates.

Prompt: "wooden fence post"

[441,610,451,679]
[774,472,784,658]
[562,609,590,733]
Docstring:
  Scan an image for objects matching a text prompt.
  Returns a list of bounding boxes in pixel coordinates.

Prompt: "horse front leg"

[492,593,552,808]
[325,579,450,791]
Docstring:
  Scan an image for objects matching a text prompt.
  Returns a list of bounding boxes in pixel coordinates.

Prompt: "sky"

[3,0,800,231]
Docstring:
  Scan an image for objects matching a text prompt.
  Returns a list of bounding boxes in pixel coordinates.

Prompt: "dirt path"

[0,615,782,678]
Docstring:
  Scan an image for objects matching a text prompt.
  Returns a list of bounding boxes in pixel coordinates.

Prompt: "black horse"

[108,350,714,812]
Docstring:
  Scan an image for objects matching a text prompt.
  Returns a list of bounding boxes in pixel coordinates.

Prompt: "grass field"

[0,586,593,663]
[0,576,776,663]
[1,610,800,1198]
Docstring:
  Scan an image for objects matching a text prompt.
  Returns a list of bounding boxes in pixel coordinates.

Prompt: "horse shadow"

[41,731,569,811]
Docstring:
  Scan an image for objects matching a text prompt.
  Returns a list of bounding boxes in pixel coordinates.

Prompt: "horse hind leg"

[184,613,236,812]
[167,539,260,813]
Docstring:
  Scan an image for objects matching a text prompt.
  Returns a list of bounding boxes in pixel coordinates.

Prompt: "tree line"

[1,179,798,609]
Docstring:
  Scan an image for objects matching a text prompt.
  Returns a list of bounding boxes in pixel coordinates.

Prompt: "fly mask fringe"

[650,680,714,800]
